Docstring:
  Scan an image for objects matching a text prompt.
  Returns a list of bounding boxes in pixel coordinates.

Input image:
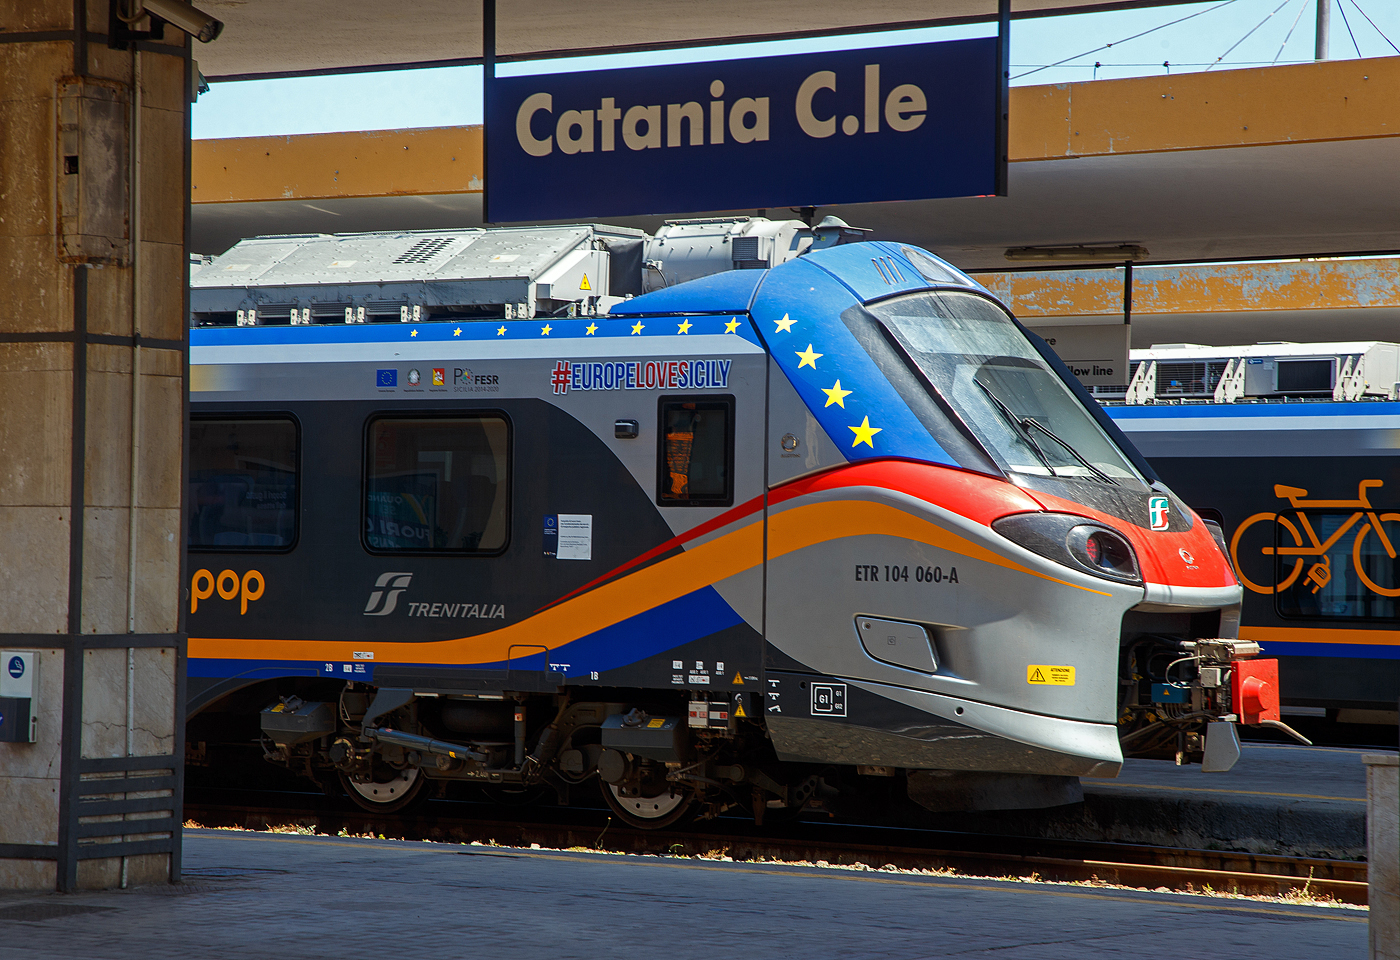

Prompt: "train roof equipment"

[1118,341,1400,405]
[190,217,878,329]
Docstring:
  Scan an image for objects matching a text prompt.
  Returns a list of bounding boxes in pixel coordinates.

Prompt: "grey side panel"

[764,484,1142,724]
[763,671,1121,776]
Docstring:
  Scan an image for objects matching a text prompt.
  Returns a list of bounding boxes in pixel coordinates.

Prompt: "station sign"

[1028,322,1132,388]
[484,38,1001,222]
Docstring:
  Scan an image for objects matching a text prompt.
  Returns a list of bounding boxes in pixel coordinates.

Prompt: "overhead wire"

[1011,0,1240,80]
[1206,0,1292,69]
[1273,0,1309,63]
[1012,59,1316,69]
[1347,0,1400,55]
[1012,0,1397,81]
[1336,0,1364,57]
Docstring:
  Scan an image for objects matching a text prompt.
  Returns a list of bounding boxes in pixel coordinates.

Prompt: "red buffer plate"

[1231,658,1280,725]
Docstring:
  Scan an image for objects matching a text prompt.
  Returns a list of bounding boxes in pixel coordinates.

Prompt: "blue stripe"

[1107,401,1400,422]
[188,586,746,681]
[1262,641,1400,660]
[191,315,759,347]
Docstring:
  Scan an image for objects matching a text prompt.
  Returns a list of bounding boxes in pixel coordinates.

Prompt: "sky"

[191,0,1400,140]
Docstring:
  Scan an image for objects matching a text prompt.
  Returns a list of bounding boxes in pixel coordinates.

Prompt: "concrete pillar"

[1367,754,1399,960]
[0,0,189,891]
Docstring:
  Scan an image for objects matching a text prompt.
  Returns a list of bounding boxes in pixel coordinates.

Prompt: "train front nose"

[763,462,1146,779]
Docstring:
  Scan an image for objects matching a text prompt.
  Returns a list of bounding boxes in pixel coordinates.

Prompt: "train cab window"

[364,415,510,553]
[657,397,734,506]
[188,418,299,551]
[868,291,1145,486]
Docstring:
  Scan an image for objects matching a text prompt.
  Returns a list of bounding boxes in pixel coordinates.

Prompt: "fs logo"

[364,572,413,616]
[1148,495,1170,531]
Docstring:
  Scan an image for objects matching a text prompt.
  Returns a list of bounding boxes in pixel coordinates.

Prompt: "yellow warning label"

[647,718,665,728]
[579,273,591,291]
[1027,665,1075,685]
[733,671,744,685]
[735,701,748,718]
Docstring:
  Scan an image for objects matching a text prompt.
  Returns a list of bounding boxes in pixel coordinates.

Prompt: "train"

[1105,340,1400,726]
[184,218,1284,826]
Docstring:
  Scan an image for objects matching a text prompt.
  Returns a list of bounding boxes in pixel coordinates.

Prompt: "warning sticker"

[732,671,744,685]
[647,718,665,728]
[1027,665,1076,686]
[579,273,591,291]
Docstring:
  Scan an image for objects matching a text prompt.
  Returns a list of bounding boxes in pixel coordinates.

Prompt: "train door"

[646,334,768,695]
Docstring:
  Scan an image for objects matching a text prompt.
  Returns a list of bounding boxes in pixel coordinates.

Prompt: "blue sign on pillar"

[484,38,1001,222]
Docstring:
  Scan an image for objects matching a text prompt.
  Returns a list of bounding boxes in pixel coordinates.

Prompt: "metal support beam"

[994,0,1010,197]
[481,0,496,224]
[1123,260,1133,326]
[1316,0,1330,60]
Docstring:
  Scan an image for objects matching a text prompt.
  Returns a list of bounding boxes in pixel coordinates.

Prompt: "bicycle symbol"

[1229,480,1400,596]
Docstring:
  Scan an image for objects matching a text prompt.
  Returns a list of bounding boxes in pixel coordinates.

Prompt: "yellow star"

[677,319,692,334]
[410,329,418,337]
[541,323,552,336]
[774,313,796,333]
[496,325,506,336]
[631,320,645,335]
[724,318,741,334]
[585,322,598,335]
[822,380,853,408]
[849,416,882,449]
[453,327,462,337]
[795,343,823,369]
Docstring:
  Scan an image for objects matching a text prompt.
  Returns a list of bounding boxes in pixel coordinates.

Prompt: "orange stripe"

[189,499,1106,664]
[768,499,1111,596]
[1241,626,1400,647]
[191,518,764,664]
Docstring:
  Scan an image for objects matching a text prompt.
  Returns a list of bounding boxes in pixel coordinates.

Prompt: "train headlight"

[993,512,1142,585]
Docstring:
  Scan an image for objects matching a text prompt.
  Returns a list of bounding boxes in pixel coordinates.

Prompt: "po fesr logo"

[190,568,264,615]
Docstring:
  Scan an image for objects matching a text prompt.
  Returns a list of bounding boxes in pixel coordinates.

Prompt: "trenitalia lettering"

[550,358,732,396]
[407,602,507,619]
[516,67,923,158]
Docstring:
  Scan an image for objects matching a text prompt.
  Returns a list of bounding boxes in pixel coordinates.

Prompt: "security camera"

[140,0,224,43]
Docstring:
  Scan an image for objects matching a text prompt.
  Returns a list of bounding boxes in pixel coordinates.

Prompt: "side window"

[188,418,299,551]
[1275,511,1400,621]
[657,397,733,506]
[365,415,510,554]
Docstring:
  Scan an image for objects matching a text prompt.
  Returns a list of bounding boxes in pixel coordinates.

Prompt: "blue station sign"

[484,38,1001,222]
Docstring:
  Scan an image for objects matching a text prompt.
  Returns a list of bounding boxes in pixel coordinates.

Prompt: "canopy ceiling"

[197,0,1189,80]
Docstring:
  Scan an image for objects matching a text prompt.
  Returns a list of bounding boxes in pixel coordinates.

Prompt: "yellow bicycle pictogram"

[1229,480,1400,596]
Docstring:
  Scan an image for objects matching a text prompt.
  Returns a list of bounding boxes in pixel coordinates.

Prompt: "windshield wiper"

[1022,416,1118,485]
[974,378,1058,478]
[975,379,1118,485]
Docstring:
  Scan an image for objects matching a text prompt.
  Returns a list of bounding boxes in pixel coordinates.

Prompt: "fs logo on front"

[364,572,413,616]
[1149,496,1170,531]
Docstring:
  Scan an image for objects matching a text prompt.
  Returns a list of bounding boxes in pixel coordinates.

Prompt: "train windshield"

[869,292,1143,483]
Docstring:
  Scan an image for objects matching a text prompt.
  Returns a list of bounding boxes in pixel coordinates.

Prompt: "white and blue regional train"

[183,219,1281,825]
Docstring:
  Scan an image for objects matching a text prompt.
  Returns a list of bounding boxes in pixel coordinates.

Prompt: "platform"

[0,828,1365,960]
[932,743,1376,860]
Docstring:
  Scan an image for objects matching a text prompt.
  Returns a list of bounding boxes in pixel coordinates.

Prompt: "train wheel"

[1229,512,1304,594]
[600,781,698,830]
[1354,514,1400,597]
[340,767,427,813]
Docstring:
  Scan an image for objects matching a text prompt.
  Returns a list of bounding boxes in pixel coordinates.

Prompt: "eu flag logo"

[376,369,397,387]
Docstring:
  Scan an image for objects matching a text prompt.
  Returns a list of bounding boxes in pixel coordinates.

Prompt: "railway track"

[184,791,1369,905]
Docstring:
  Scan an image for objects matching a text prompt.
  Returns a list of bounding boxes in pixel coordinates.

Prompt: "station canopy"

[199,0,1186,79]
